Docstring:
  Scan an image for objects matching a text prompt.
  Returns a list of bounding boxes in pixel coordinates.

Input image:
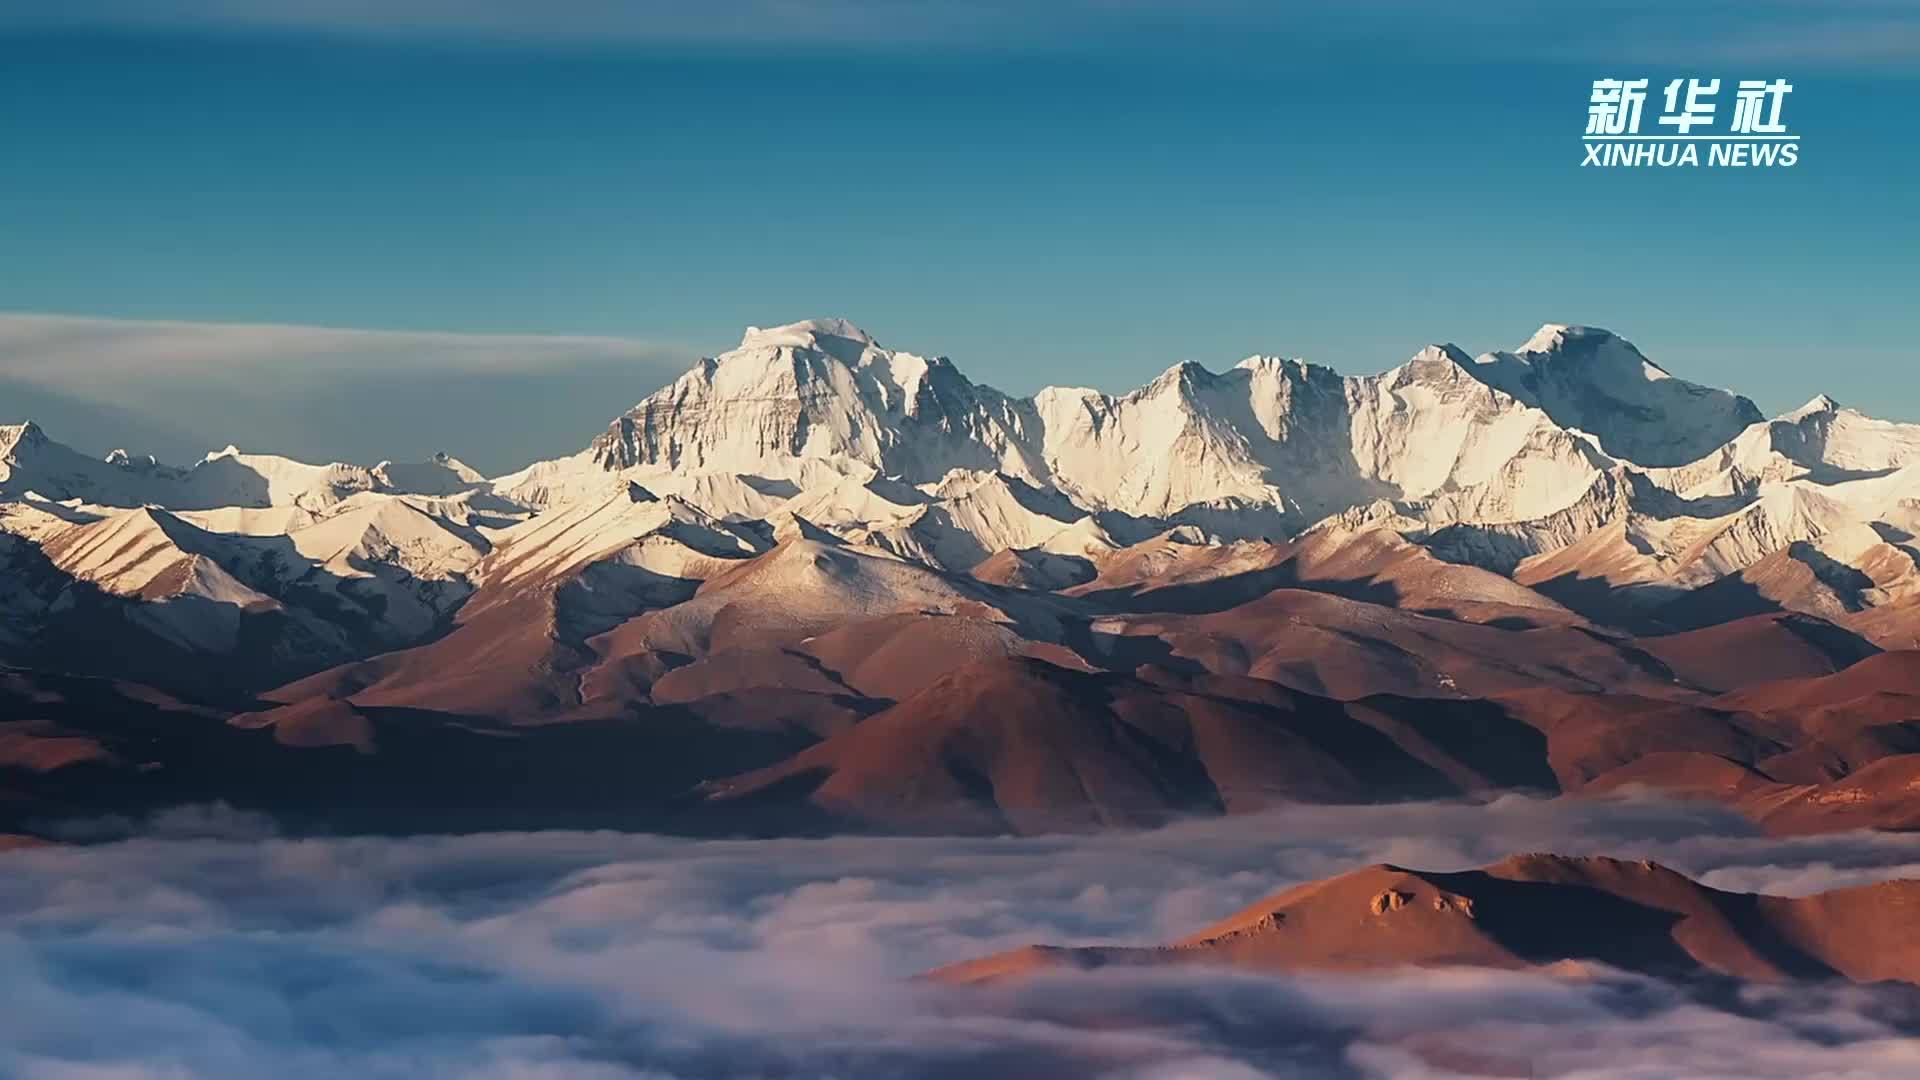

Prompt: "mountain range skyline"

[0,310,1898,475]
[6,313,1920,726]
[10,307,1920,844]
[7,9,1918,460]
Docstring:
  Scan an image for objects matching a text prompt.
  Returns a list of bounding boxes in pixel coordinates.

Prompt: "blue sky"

[1,2,1916,469]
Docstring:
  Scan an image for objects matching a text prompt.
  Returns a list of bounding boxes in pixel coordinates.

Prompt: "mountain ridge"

[7,317,1920,838]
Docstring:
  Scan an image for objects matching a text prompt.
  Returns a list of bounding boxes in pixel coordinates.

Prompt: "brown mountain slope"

[270,537,1074,726]
[0,663,818,835]
[699,643,1920,837]
[148,507,1914,840]
[930,854,1920,986]
[267,509,1883,735]
[1070,526,1581,626]
[1714,648,1920,713]
[1101,587,1687,701]
[266,585,600,721]
[792,612,1094,702]
[1459,655,1920,828]
[1705,651,1920,784]
[969,548,1096,590]
[1511,520,1675,625]
[1845,592,1920,649]
[1630,611,1880,693]
[1489,687,1786,790]
[698,657,1568,834]
[1583,751,1920,834]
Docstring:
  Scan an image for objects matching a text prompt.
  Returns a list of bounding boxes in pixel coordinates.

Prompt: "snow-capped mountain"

[7,315,1920,704]
[527,319,1625,537]
[1466,324,1762,467]
[457,318,1920,659]
[587,319,1047,486]
[1,420,493,512]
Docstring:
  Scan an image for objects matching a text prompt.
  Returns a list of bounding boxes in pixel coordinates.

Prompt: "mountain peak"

[1386,344,1481,389]
[0,421,48,455]
[719,318,964,397]
[1409,343,1475,367]
[1233,354,1309,373]
[561,317,1802,522]
[105,448,162,471]
[739,318,878,352]
[1147,359,1216,390]
[1459,326,1762,467]
[1517,324,1624,357]
[1785,393,1842,420]
[1512,324,1676,382]
[587,320,1036,482]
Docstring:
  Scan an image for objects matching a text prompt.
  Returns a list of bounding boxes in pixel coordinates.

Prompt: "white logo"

[1582,77,1797,167]
[1731,79,1794,133]
[1586,78,1648,135]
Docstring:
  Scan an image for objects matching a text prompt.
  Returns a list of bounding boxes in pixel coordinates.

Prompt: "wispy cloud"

[0,312,684,380]
[5,797,1920,1078]
[5,1,1916,68]
[0,313,696,474]
[2,0,1121,48]
[1540,2,1920,71]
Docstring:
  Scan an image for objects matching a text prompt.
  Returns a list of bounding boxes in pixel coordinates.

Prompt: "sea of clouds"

[7,794,1920,1078]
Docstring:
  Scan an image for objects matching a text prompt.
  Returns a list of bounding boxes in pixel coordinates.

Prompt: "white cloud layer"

[5,795,1920,1078]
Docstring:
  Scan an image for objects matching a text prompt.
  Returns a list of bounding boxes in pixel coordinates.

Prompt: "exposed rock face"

[1370,889,1413,914]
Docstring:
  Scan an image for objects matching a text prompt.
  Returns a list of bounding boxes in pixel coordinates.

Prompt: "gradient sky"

[1,2,1917,470]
